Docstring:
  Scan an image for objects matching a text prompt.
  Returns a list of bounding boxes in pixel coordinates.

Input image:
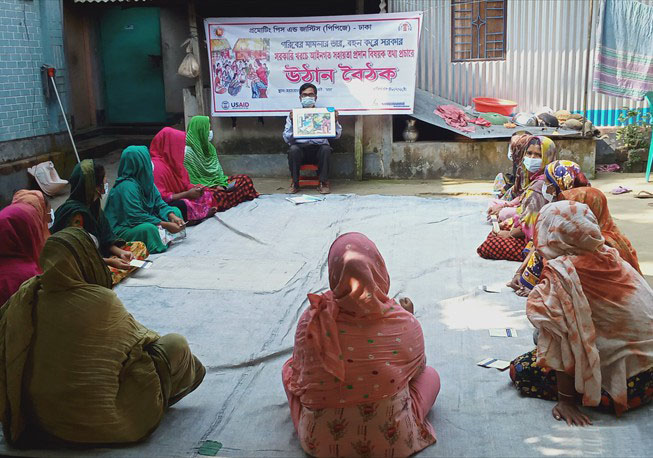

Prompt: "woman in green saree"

[51,159,148,285]
[105,146,186,254]
[184,116,258,211]
[0,228,205,446]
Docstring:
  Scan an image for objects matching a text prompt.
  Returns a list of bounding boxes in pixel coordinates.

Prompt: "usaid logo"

[221,101,250,110]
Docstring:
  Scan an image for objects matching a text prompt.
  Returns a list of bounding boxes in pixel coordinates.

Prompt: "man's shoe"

[288,183,300,194]
[318,182,330,194]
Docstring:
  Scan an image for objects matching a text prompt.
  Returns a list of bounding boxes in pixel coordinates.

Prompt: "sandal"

[611,186,632,195]
[634,190,653,199]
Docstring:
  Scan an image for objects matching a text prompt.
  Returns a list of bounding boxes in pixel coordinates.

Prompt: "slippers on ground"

[611,186,632,195]
[634,190,653,199]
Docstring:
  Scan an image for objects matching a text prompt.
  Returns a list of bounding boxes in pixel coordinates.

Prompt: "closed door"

[99,7,166,123]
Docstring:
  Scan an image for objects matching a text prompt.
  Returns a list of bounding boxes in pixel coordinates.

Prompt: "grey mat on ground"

[2,195,651,457]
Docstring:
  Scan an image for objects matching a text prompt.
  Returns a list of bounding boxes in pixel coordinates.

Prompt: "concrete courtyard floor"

[26,150,651,458]
[53,148,653,286]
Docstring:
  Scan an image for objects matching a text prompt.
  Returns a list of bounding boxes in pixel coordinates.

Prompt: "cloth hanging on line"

[593,0,653,100]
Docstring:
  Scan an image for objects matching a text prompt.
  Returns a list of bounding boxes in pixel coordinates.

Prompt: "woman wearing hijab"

[509,186,641,296]
[282,233,440,457]
[478,157,589,262]
[11,190,51,243]
[184,116,258,212]
[509,201,653,425]
[0,228,205,446]
[51,159,148,285]
[0,203,45,306]
[105,146,185,254]
[150,127,217,223]
[492,131,532,202]
[489,133,551,222]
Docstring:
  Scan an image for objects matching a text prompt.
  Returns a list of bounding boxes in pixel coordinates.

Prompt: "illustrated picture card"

[293,107,336,139]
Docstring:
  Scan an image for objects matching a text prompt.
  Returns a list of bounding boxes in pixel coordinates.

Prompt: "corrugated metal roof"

[413,88,581,140]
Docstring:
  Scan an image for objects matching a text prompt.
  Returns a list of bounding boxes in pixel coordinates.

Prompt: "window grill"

[451,0,507,62]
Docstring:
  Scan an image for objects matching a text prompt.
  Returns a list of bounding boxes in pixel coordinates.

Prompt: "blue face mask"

[300,96,316,108]
[523,157,543,173]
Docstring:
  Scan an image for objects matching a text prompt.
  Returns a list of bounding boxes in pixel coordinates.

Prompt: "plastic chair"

[299,164,319,188]
[646,91,653,182]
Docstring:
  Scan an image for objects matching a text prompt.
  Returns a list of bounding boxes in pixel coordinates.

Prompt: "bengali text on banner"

[204,12,422,117]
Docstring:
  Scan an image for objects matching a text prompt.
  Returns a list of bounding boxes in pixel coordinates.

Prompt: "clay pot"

[403,119,419,142]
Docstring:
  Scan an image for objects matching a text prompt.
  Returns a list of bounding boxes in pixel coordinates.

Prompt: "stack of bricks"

[0,0,66,145]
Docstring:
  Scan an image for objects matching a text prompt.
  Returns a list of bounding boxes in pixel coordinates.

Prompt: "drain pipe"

[43,65,80,164]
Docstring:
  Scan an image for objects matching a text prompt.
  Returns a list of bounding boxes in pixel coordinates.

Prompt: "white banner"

[204,12,422,117]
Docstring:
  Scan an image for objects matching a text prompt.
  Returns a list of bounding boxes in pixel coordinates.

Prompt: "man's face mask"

[300,96,316,108]
[104,182,109,195]
[507,145,513,161]
[48,208,55,229]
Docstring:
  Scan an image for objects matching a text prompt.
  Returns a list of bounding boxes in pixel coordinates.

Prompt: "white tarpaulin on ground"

[204,12,422,116]
[2,195,651,457]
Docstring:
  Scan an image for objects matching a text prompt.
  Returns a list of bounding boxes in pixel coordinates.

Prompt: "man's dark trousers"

[288,144,331,186]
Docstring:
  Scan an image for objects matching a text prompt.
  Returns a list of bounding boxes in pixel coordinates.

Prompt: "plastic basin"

[472,97,518,116]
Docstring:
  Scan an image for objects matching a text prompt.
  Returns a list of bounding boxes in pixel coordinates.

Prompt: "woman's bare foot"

[208,207,218,217]
[552,401,592,426]
[399,297,414,314]
[515,287,530,297]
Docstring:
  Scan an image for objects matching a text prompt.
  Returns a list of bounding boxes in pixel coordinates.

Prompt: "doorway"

[99,7,166,124]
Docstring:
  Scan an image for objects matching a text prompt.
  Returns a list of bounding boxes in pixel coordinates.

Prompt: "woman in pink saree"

[282,232,440,457]
[0,203,46,306]
[150,127,216,223]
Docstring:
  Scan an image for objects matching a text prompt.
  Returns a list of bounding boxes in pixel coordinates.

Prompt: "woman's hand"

[168,213,185,230]
[497,230,512,238]
[109,245,133,262]
[488,205,501,216]
[104,257,131,270]
[399,297,414,314]
[185,186,203,200]
[507,274,521,291]
[118,249,134,262]
[161,221,182,234]
[552,401,592,426]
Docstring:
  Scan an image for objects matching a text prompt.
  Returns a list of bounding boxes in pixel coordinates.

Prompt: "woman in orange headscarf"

[282,233,440,457]
[509,187,641,296]
[11,189,51,243]
[510,201,653,426]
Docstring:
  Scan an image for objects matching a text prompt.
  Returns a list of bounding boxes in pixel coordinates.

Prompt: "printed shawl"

[285,232,426,409]
[561,187,641,274]
[527,201,653,415]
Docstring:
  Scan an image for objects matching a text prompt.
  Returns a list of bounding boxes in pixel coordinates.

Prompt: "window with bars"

[451,0,507,62]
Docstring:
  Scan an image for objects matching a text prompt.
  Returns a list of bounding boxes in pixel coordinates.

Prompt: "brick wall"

[0,0,66,143]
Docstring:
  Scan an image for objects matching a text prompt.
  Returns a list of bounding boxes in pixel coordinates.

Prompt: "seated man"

[283,83,341,195]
